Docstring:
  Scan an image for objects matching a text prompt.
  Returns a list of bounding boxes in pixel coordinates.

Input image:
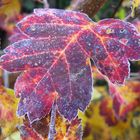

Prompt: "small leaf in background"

[4,131,21,140]
[109,81,140,120]
[131,0,140,16]
[1,8,140,124]
[0,0,21,32]
[79,85,140,140]
[0,85,21,139]
[115,8,126,20]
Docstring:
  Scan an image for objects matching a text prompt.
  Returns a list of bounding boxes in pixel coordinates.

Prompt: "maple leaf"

[0,8,140,123]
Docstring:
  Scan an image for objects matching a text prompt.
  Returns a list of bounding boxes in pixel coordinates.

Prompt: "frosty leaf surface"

[1,8,140,123]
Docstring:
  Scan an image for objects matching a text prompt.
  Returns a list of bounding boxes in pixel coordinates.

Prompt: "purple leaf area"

[15,68,57,123]
[0,8,140,123]
[9,27,28,44]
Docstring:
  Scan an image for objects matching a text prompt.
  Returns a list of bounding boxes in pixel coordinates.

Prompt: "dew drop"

[138,39,140,45]
[23,98,26,104]
[120,29,126,33]
[38,60,41,64]
[30,25,36,31]
[40,27,44,32]
[135,40,138,43]
[88,42,91,46]
[18,93,21,96]
[34,63,38,66]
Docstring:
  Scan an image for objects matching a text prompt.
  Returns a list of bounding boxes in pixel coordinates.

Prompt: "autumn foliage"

[1,8,140,124]
[0,1,140,140]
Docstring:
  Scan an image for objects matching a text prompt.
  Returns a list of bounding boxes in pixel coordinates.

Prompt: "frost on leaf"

[0,8,140,123]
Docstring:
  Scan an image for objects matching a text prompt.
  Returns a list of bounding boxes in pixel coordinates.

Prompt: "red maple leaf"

[0,8,140,123]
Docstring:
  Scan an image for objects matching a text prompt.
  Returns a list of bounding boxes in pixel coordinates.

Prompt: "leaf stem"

[48,102,56,140]
[43,0,49,8]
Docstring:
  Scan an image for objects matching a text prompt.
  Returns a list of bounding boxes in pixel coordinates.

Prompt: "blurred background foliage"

[0,0,140,140]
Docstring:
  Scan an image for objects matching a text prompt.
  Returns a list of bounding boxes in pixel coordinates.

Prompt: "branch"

[36,0,49,8]
[111,0,124,18]
[70,0,107,18]
[43,0,49,8]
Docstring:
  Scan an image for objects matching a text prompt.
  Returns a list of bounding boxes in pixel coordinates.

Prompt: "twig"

[36,0,49,8]
[127,77,140,81]
[111,0,124,18]
[70,0,107,18]
[130,72,140,77]
[43,0,49,8]
[48,102,56,140]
